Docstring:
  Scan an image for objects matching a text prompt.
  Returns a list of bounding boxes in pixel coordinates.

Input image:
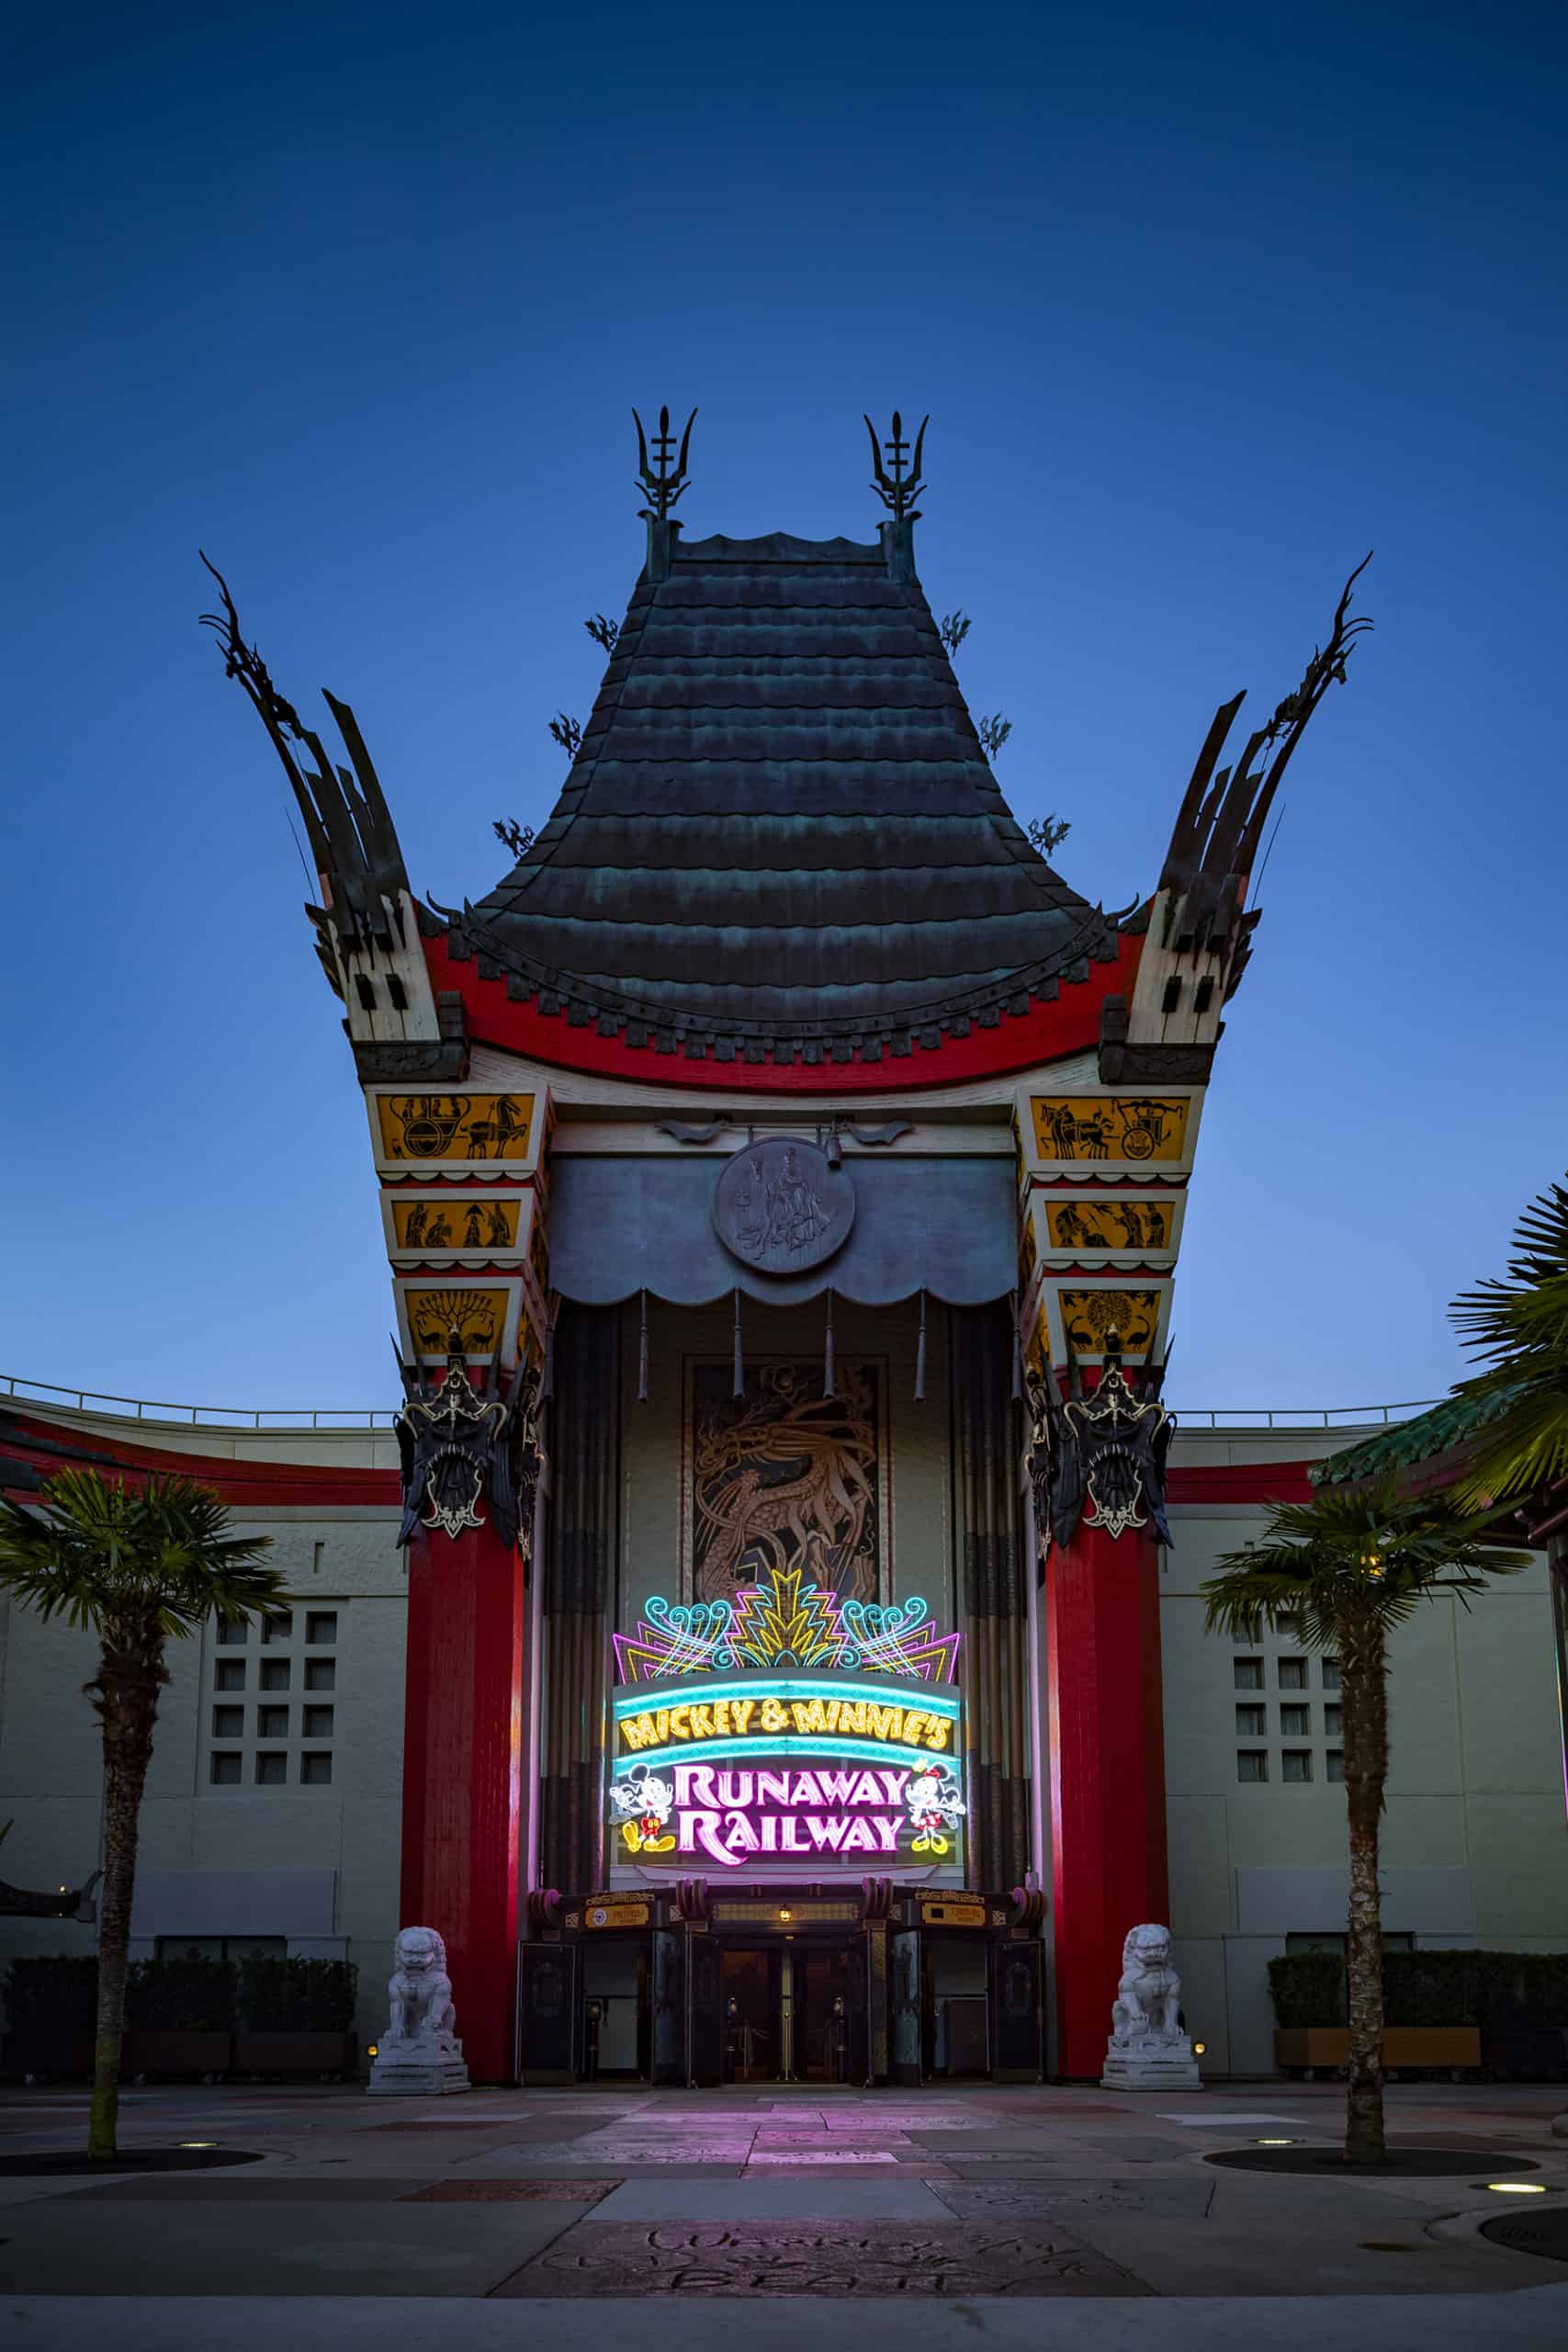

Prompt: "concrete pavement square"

[0,2202,583,2297]
[594,2178,953,2218]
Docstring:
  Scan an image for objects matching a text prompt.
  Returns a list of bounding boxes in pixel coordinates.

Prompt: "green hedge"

[4,1955,358,2043]
[2,1955,97,2046]
[129,1959,234,2031]
[1269,1949,1568,2028]
[238,1957,357,2032]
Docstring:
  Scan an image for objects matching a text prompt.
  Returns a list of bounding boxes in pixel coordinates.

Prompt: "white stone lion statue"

[386,1925,457,2050]
[1110,1922,1183,2048]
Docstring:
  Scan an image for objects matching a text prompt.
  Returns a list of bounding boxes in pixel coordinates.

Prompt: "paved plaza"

[1,2080,1565,2346]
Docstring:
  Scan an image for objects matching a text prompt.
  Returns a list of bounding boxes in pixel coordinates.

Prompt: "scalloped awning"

[548,1153,1018,1306]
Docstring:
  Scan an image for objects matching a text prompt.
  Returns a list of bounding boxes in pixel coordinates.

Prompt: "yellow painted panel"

[1044,1199,1173,1251]
[1031,1096,1189,1162]
[377,1093,534,1162]
[1059,1288,1161,1356]
[391,1198,520,1250]
[402,1286,509,1359]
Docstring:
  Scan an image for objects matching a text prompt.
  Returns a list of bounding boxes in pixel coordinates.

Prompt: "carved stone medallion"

[712,1137,854,1275]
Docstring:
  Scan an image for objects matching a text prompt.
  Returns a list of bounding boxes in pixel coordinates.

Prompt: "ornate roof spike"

[1155,553,1373,969]
[633,403,697,519]
[199,553,412,958]
[864,409,929,522]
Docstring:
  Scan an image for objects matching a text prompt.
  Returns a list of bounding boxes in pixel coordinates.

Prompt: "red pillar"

[1045,1521,1170,2078]
[400,1521,525,2084]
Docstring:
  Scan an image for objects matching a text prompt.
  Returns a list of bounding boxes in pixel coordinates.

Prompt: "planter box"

[2,2033,94,2080]
[233,2030,357,2077]
[123,2030,232,2078]
[1275,2026,1482,2071]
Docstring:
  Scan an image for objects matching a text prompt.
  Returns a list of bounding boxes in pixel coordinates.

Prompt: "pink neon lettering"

[674,1764,716,1806]
[805,1815,847,1851]
[876,1770,909,1805]
[872,1815,900,1851]
[780,1815,808,1852]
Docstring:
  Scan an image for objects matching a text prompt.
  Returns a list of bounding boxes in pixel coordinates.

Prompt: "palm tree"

[0,1470,289,2159]
[1202,1480,1529,2162]
[1450,1178,1568,1510]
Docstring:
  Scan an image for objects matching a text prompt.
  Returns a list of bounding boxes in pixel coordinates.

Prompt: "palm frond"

[1201,1476,1530,1643]
[1448,1382,1568,1511]
[1451,1182,1568,1363]
[0,1471,288,1635]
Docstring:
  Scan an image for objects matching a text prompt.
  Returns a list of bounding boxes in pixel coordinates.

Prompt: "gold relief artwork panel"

[682,1359,887,1606]
[403,1286,510,1359]
[1059,1289,1161,1357]
[1030,1096,1190,1163]
[1044,1199,1173,1251]
[377,1093,534,1161]
[392,1198,520,1250]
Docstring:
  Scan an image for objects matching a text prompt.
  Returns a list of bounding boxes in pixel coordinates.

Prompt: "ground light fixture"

[366,2043,378,2059]
[178,2142,216,2149]
[1192,2041,1207,2055]
[1256,2137,1295,2145]
[1483,2181,1548,2194]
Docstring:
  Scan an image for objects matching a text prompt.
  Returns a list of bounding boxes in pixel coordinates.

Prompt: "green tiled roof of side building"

[1310,1385,1522,1487]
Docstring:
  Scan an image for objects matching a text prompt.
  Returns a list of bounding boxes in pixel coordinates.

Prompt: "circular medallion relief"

[712,1137,855,1276]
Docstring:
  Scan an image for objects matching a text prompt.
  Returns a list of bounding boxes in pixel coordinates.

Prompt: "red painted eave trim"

[1168,1460,1317,1506]
[424,931,1145,1094]
[0,1413,400,1509]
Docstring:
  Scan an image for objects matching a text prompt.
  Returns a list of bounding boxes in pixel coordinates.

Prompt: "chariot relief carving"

[377,1092,534,1162]
[1030,1096,1189,1163]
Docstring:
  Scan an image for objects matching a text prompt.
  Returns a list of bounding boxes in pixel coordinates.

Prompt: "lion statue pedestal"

[1100,1923,1201,2091]
[367,1926,470,2097]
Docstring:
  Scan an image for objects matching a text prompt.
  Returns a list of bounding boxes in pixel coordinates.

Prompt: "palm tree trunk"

[87,1615,166,2160]
[1341,1619,1388,2164]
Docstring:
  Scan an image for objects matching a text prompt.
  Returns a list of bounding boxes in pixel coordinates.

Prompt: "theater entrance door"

[721,1945,782,2080]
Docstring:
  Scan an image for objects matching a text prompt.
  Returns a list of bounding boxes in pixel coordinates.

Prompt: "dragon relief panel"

[683,1360,887,1606]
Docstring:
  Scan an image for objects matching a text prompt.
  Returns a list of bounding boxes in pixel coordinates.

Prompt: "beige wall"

[0,1485,406,2054]
[1160,1434,1568,2074]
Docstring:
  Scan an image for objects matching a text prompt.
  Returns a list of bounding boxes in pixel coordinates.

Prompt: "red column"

[400,1521,525,2084]
[1045,1521,1170,2078]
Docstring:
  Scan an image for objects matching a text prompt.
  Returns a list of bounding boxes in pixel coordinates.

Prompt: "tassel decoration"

[732,1286,744,1399]
[914,1287,927,1403]
[1010,1286,1022,1403]
[637,1286,649,1402]
[824,1287,836,1398]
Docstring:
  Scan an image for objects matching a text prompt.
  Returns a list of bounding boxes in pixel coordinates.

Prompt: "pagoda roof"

[446,527,1123,1064]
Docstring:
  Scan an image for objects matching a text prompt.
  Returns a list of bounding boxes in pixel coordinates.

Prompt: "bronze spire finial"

[633,403,697,519]
[864,409,929,523]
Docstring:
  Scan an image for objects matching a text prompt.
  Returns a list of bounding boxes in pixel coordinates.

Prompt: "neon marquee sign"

[609,1569,965,1883]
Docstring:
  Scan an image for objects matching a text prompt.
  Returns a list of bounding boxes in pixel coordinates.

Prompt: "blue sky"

[5,0,1564,1417]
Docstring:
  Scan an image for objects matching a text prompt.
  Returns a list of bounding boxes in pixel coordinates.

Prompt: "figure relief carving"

[712,1136,855,1274]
